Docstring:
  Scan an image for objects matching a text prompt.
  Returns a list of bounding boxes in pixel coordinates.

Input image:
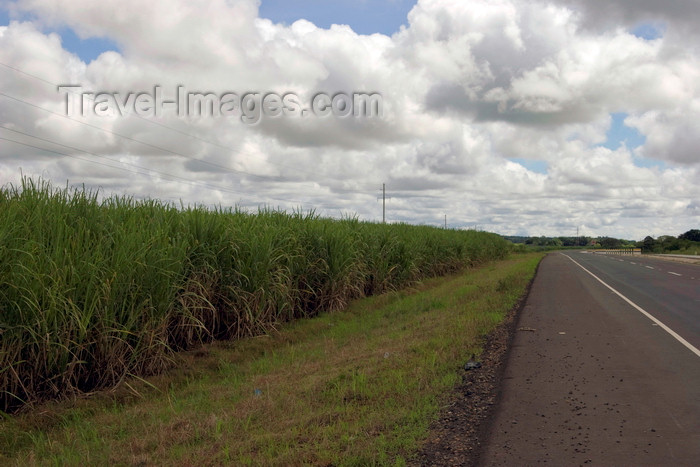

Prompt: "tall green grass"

[0,178,510,413]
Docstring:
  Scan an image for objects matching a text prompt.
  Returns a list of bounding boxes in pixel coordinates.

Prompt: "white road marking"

[645,266,654,269]
[562,254,700,358]
[630,262,636,265]
[669,272,682,276]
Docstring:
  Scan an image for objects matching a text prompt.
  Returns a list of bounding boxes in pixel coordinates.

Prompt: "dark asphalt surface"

[566,251,700,350]
[480,253,700,466]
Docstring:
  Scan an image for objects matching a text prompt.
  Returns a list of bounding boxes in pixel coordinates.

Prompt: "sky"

[0,0,698,240]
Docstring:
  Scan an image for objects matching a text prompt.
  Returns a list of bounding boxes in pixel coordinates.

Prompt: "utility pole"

[577,226,579,246]
[382,183,386,223]
[444,214,447,229]
[377,184,392,223]
[377,183,388,223]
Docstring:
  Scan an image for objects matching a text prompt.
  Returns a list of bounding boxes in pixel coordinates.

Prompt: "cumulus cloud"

[547,0,700,36]
[0,0,698,239]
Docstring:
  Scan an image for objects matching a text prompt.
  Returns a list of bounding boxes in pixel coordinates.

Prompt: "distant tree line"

[504,236,588,247]
[503,235,634,248]
[641,229,700,254]
[505,229,700,255]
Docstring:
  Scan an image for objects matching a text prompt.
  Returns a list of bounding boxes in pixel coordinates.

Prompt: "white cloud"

[547,0,700,37]
[0,0,698,239]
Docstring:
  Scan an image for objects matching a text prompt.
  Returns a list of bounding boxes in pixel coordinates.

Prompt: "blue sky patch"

[510,158,548,174]
[603,112,646,151]
[0,6,118,63]
[631,22,664,40]
[259,0,417,36]
[54,27,119,63]
[0,7,33,27]
[602,113,667,170]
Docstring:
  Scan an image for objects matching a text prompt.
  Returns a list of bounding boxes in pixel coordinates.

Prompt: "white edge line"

[562,254,700,358]
[669,272,682,276]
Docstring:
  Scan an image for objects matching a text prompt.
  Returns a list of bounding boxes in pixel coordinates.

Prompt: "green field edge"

[0,178,512,413]
[0,252,544,466]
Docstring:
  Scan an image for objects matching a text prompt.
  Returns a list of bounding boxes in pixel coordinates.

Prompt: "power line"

[0,133,249,198]
[0,128,351,211]
[0,91,289,183]
[0,62,305,173]
[0,89,373,197]
[0,61,372,195]
[0,61,454,222]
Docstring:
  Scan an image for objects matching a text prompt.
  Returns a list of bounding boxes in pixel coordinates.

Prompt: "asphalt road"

[479,252,700,466]
[568,252,700,350]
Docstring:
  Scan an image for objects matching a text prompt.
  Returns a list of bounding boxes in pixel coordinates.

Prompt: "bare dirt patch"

[645,254,700,265]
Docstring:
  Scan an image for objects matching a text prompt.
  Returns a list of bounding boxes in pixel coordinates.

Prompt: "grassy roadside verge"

[0,253,543,466]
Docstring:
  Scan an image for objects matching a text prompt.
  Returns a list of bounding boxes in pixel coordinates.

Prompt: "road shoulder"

[479,253,700,466]
[413,258,542,466]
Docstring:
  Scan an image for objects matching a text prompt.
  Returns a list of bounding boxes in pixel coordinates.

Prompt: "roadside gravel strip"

[479,253,700,466]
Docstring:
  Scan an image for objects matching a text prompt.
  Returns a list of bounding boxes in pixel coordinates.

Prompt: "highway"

[566,251,700,350]
[480,252,700,466]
